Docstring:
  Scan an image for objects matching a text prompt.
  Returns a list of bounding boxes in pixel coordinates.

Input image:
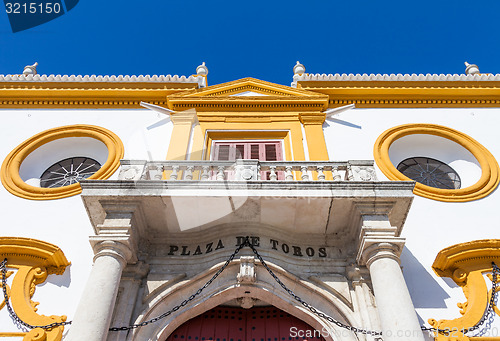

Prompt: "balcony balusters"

[118,160,377,182]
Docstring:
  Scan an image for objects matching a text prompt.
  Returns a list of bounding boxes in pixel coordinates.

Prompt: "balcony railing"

[118,160,378,182]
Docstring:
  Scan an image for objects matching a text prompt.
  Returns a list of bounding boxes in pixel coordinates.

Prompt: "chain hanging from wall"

[1,239,499,338]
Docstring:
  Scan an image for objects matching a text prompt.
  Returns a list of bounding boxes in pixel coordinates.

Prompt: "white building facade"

[0,63,499,341]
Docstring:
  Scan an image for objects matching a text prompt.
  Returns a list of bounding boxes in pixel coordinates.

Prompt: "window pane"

[217,145,230,161]
[250,145,260,160]
[265,144,277,161]
[235,145,245,159]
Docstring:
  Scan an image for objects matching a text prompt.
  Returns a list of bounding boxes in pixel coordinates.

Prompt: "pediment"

[167,78,329,112]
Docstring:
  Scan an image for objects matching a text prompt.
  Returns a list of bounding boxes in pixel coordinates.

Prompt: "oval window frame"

[374,123,499,202]
[1,125,124,200]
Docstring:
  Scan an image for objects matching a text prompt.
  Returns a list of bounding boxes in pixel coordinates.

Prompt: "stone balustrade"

[118,160,377,182]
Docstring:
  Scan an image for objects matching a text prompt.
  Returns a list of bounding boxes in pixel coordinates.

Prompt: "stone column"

[65,240,133,341]
[356,213,424,341]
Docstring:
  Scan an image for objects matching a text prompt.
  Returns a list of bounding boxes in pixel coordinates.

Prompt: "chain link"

[420,262,499,336]
[0,258,72,330]
[2,245,499,338]
[109,239,249,331]
[245,242,383,336]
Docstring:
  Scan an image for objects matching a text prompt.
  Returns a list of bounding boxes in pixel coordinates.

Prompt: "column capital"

[298,111,326,125]
[170,108,197,125]
[357,237,406,266]
[90,238,136,267]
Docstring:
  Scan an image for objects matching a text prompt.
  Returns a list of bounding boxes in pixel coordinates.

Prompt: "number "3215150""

[5,2,62,14]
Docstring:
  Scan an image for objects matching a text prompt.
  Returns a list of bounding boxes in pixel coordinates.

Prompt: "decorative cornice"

[167,77,329,112]
[295,73,500,82]
[0,74,202,84]
[296,74,500,108]
[173,77,327,98]
[0,237,70,272]
[432,239,500,277]
[0,75,201,108]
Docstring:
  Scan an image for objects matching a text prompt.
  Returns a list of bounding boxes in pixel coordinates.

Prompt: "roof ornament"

[293,61,306,75]
[465,62,480,75]
[196,62,209,76]
[23,62,38,75]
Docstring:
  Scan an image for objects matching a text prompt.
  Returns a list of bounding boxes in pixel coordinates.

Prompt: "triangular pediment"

[167,78,329,112]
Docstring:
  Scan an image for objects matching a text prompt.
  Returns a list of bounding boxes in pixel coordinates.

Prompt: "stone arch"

[127,259,362,341]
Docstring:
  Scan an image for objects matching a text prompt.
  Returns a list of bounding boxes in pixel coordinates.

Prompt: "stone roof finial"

[465,62,480,75]
[196,62,208,76]
[23,62,38,76]
[293,61,305,75]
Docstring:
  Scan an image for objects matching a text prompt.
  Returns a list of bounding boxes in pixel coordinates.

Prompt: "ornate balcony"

[80,159,414,249]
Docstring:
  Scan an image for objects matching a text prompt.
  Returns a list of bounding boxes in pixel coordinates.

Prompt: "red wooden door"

[166,306,326,341]
[212,141,283,180]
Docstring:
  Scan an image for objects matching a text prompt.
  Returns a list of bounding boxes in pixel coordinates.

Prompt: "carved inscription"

[167,236,327,258]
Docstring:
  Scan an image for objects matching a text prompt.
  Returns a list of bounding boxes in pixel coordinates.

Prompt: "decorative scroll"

[429,239,500,341]
[0,237,70,341]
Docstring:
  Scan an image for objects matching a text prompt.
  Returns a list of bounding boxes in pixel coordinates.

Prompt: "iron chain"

[109,239,248,331]
[2,243,499,337]
[0,258,72,330]
[245,242,383,336]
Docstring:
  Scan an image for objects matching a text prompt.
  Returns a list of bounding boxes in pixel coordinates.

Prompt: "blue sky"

[1,0,500,86]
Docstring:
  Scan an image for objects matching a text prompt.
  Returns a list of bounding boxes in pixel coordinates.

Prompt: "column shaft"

[66,249,127,341]
[369,256,424,341]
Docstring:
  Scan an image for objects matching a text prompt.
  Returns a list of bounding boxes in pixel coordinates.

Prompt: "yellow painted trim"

[0,332,27,336]
[298,81,500,108]
[373,124,500,202]
[429,240,500,341]
[1,125,124,200]
[0,237,70,341]
[172,78,327,98]
[166,110,198,161]
[0,82,198,108]
[167,78,329,112]
[6,78,500,108]
[302,124,329,160]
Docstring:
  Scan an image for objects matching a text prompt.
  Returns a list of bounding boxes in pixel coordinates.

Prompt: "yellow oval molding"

[1,125,124,200]
[374,123,499,202]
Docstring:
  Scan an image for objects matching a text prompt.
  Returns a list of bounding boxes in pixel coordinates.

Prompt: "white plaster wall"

[0,109,173,335]
[323,107,500,336]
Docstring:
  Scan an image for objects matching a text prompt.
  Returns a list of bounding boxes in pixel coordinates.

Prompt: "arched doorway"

[166,306,326,341]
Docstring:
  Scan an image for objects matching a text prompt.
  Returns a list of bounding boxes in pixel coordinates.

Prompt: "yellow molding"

[432,239,500,277]
[167,78,329,112]
[298,81,500,108]
[1,124,124,200]
[429,240,500,341]
[0,237,70,341]
[0,237,70,272]
[172,78,327,98]
[5,78,500,108]
[0,83,197,108]
[166,110,198,161]
[373,123,500,202]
